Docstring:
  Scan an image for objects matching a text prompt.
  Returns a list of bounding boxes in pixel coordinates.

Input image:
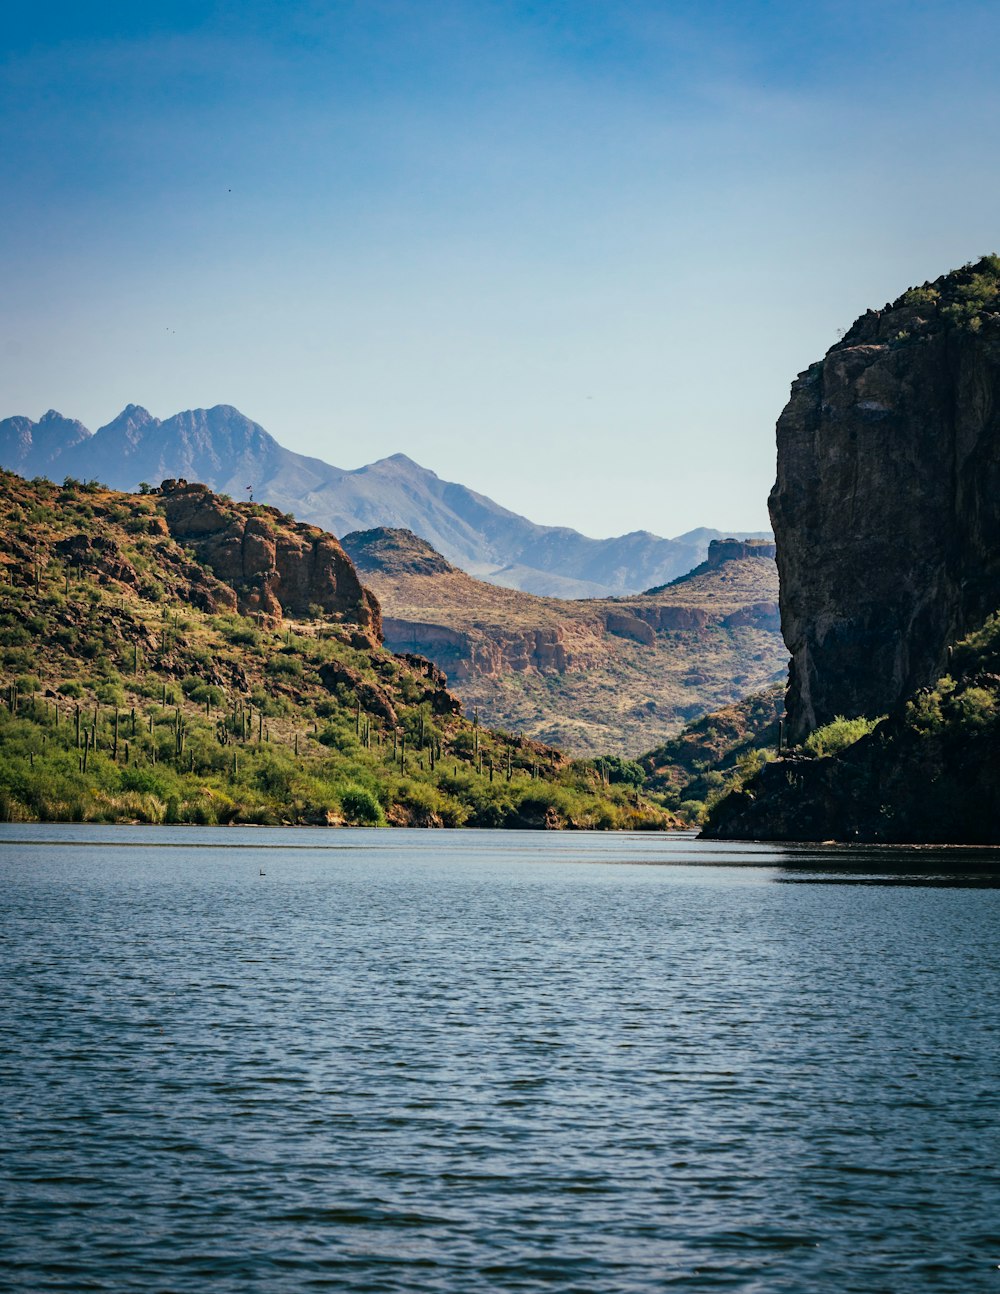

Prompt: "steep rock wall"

[773,260,1000,741]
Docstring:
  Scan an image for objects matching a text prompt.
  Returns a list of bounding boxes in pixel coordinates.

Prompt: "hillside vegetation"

[639,685,784,822]
[0,471,676,830]
[703,614,1000,842]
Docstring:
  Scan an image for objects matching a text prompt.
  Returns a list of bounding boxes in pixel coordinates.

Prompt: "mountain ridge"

[0,402,769,597]
[0,468,676,830]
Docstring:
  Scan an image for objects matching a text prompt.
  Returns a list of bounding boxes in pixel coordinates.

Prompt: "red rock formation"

[155,480,381,639]
[604,611,656,646]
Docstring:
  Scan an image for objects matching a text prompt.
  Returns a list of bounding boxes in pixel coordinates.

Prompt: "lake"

[2,826,999,1292]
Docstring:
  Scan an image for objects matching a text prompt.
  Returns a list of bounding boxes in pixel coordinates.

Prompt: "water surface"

[2,827,999,1292]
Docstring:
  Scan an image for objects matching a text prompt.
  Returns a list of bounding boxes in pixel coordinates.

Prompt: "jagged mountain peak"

[0,409,91,475]
[112,403,155,421]
[96,405,159,437]
[35,409,91,438]
[0,399,769,597]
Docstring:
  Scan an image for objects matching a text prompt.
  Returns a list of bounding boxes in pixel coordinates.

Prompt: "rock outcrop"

[649,536,775,592]
[774,257,1000,742]
[706,538,776,567]
[156,480,382,639]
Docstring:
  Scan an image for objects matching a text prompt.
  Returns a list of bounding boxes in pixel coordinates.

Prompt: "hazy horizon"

[4,397,778,542]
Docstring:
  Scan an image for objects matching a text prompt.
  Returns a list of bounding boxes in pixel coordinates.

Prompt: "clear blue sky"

[2,1,998,537]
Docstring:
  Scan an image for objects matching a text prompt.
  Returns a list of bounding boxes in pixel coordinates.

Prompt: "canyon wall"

[773,259,1000,742]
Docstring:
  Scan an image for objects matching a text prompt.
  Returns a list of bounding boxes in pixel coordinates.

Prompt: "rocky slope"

[0,402,767,597]
[640,685,783,811]
[708,256,1000,842]
[0,469,674,830]
[342,528,786,757]
[705,618,1000,842]
[154,479,381,636]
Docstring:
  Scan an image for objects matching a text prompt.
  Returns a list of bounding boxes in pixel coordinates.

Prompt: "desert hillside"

[342,528,786,756]
[0,471,675,830]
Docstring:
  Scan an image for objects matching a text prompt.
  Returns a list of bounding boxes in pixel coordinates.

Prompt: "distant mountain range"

[0,404,769,596]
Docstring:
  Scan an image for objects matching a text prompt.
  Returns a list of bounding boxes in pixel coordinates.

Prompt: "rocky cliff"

[774,256,1000,742]
[156,480,381,642]
[706,256,1000,843]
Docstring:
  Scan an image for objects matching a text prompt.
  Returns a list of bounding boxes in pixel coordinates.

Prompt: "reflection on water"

[2,825,999,1293]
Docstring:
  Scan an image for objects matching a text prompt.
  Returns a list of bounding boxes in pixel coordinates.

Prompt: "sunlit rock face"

[157,479,382,639]
[772,259,1000,742]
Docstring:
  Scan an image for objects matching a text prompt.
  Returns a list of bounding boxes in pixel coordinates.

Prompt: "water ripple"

[2,826,999,1292]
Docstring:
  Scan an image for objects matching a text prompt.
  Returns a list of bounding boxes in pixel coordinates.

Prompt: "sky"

[2,1,999,539]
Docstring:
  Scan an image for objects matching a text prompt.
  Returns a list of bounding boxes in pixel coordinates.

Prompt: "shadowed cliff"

[707,256,1000,843]
[773,255,1000,743]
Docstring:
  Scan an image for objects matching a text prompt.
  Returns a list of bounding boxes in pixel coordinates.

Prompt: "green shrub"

[678,799,706,825]
[224,624,260,647]
[803,714,883,758]
[339,784,385,826]
[901,285,939,307]
[733,747,773,783]
[180,676,225,706]
[266,655,302,677]
[595,755,645,787]
[952,686,997,731]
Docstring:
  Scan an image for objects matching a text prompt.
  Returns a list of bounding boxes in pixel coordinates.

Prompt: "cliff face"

[156,480,382,641]
[701,258,1000,843]
[774,257,1000,742]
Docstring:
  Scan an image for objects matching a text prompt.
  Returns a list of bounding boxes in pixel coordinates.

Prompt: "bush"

[339,784,385,826]
[678,799,706,825]
[803,714,883,758]
[181,676,225,706]
[952,686,997,731]
[734,748,773,783]
[266,655,302,677]
[223,624,260,647]
[595,755,645,787]
[901,286,939,308]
